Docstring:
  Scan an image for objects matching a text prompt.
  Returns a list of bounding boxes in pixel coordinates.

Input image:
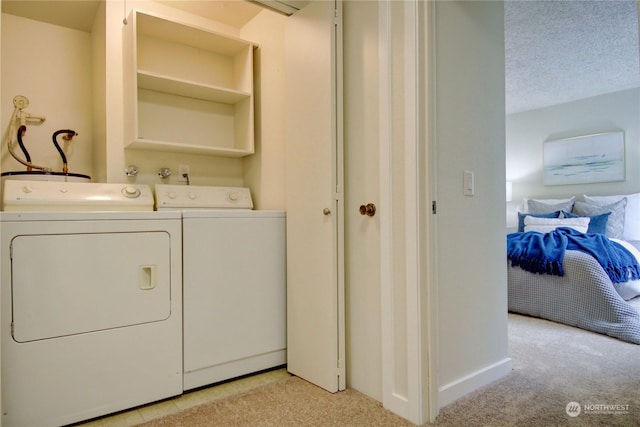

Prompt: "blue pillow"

[561,210,611,235]
[517,211,561,232]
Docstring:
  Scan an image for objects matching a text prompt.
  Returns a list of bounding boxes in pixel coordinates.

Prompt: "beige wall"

[433,1,511,407]
[91,2,107,183]
[1,13,93,177]
[241,10,287,210]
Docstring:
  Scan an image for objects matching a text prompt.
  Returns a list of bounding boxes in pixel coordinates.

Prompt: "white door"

[342,0,382,399]
[285,0,345,392]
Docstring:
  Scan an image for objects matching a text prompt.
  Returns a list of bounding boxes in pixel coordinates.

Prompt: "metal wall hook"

[124,165,139,176]
[158,168,172,179]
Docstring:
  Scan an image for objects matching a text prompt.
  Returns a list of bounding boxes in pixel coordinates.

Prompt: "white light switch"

[463,171,474,196]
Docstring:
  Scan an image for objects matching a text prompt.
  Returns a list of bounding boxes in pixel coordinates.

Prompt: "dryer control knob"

[122,186,141,198]
[167,191,177,199]
[21,185,33,194]
[188,192,197,200]
[228,192,238,202]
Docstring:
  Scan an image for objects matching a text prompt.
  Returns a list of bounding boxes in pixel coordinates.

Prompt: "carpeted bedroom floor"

[431,314,640,426]
[126,314,640,426]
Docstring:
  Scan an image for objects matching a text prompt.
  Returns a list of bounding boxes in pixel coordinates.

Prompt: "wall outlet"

[178,164,190,182]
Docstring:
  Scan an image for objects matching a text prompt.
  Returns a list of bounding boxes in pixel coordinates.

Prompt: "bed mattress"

[508,250,640,344]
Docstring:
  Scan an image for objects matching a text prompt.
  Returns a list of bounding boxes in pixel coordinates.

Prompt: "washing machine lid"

[155,184,253,210]
[2,180,154,211]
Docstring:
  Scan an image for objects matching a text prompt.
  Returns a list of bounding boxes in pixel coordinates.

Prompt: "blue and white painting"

[543,132,625,186]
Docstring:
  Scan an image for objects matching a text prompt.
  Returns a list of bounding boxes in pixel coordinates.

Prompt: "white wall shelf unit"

[124,10,256,157]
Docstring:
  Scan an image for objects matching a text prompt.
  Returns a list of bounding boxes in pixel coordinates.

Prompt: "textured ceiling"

[505,0,640,114]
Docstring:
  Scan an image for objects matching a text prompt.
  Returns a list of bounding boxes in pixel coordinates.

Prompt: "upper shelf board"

[135,10,257,57]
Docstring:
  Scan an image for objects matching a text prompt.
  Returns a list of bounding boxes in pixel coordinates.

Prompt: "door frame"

[378,0,438,423]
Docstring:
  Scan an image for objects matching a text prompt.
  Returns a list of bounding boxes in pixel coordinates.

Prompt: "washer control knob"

[167,191,177,199]
[228,192,238,202]
[122,186,141,198]
[22,185,33,193]
[188,192,197,200]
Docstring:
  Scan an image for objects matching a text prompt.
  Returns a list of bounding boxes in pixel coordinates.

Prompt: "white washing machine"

[155,184,286,390]
[1,180,183,427]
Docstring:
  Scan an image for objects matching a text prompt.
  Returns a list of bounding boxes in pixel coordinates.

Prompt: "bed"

[507,193,640,344]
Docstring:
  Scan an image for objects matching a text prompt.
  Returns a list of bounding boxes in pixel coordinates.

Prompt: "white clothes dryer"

[1,180,183,427]
[155,184,286,390]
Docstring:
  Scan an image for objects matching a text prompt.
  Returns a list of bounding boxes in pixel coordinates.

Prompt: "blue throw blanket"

[507,227,640,284]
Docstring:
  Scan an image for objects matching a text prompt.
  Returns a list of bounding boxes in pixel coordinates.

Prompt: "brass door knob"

[323,208,332,216]
[359,203,376,217]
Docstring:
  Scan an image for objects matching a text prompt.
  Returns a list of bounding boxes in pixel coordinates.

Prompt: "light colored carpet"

[137,314,640,426]
[136,375,414,427]
[433,314,640,426]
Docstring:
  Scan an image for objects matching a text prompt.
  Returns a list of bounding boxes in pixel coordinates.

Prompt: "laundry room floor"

[75,367,290,427]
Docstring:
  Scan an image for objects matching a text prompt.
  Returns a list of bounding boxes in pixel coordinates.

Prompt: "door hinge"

[432,201,437,214]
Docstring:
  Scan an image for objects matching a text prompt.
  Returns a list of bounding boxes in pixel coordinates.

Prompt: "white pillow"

[585,193,640,241]
[610,238,640,300]
[523,216,590,234]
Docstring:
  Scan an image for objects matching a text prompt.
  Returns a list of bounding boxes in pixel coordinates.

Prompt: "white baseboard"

[438,357,512,408]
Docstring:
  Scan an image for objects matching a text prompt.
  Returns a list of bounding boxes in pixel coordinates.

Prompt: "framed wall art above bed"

[543,131,625,186]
